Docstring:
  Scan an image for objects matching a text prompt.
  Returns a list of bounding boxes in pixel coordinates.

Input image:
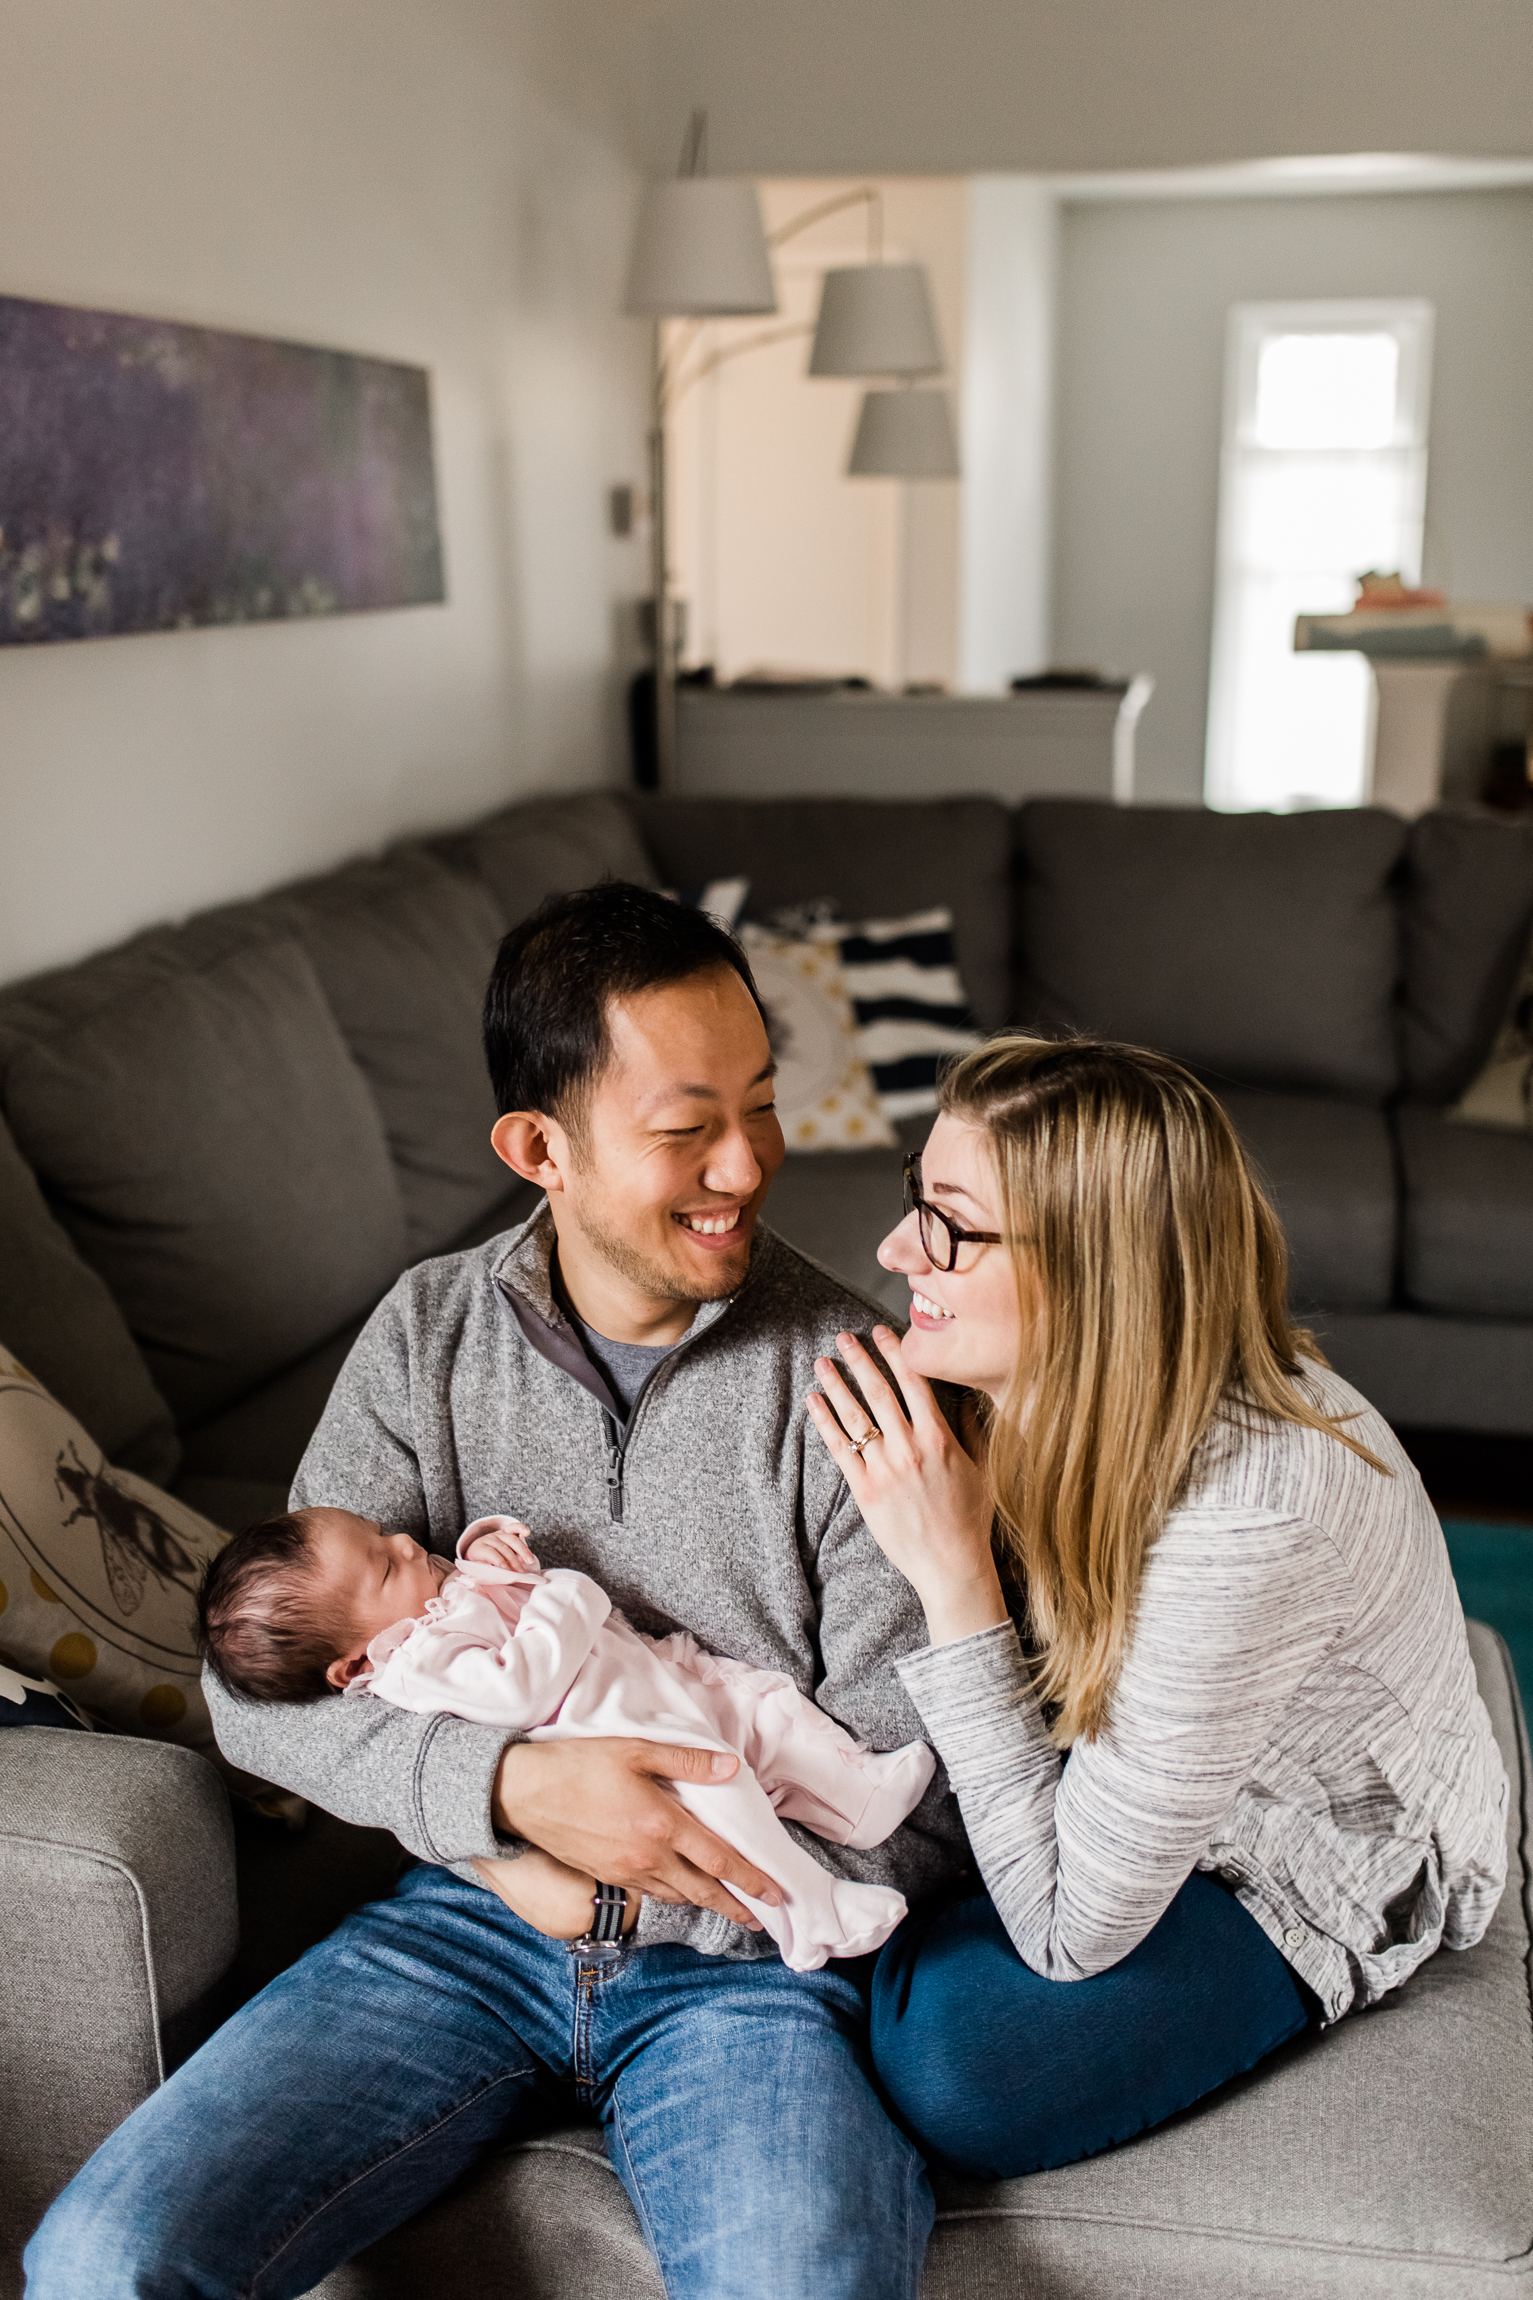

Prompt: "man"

[27,883,967,2300]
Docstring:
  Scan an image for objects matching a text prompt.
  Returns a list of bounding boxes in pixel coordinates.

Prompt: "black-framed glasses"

[902,1153,1003,1273]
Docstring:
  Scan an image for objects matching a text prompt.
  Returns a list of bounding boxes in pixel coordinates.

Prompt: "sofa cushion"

[1016,801,1408,1100]
[764,1098,1397,1327]
[1402,807,1533,1102]
[0,910,406,1427]
[171,1475,291,1530]
[174,1182,541,1492]
[1319,1310,1533,1435]
[174,1322,372,1492]
[762,1159,910,1322]
[268,851,507,1259]
[432,792,661,931]
[0,1109,179,1486]
[1397,1102,1533,1318]
[1217,1091,1397,1314]
[633,796,1015,1033]
[313,1622,1533,2300]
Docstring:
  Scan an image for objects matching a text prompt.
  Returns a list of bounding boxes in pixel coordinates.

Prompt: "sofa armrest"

[0,1728,237,2293]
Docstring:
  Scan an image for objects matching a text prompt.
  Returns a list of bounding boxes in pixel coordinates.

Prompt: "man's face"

[557,965,785,1308]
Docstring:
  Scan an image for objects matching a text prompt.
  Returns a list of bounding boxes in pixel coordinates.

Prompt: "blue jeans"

[870,1871,1316,2181]
[26,1863,932,2300]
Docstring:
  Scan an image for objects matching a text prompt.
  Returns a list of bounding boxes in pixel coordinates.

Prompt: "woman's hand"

[806,1327,1009,1647]
[472,1848,642,1940]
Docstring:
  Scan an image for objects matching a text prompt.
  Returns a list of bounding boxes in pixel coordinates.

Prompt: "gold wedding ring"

[849,1429,883,1457]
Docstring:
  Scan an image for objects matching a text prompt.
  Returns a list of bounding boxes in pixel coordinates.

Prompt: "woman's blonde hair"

[939,1034,1387,1745]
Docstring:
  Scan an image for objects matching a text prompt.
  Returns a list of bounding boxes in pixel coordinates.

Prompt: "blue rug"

[1443,1521,1533,1705]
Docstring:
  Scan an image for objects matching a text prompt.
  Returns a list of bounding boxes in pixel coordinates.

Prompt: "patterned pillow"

[667,876,751,930]
[818,907,983,1119]
[738,925,896,1153]
[1449,933,1533,1130]
[0,1657,92,1730]
[0,1344,229,1753]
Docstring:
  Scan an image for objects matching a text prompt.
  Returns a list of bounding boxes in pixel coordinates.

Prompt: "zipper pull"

[604,1418,626,1523]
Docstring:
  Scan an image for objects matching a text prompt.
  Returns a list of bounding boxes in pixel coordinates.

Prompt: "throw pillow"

[447,793,661,929]
[737,926,896,1152]
[0,1656,91,1730]
[820,907,983,1119]
[667,877,751,929]
[1449,935,1533,1131]
[0,1344,230,1754]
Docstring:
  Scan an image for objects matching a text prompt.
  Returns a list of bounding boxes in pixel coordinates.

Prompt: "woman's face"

[878,1113,1025,1402]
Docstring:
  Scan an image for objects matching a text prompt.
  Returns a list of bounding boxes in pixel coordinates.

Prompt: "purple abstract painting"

[0,294,444,644]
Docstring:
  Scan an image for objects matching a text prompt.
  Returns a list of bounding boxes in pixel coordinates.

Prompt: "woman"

[806,1034,1507,2181]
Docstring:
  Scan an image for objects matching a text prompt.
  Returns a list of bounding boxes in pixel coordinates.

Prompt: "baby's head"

[198,1506,447,1704]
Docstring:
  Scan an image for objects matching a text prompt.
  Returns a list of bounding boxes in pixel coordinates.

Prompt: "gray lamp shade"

[809,264,944,377]
[624,180,777,317]
[847,389,960,478]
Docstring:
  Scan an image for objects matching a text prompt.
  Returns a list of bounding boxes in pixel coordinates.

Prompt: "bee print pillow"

[0,1344,228,1752]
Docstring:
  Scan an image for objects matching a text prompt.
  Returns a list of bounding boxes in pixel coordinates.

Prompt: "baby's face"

[307,1508,450,1648]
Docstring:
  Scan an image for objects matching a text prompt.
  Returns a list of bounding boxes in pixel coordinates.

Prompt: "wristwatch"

[571,1880,629,1960]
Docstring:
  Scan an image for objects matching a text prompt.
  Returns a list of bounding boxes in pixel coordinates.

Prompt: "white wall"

[1050,187,1533,802]
[959,179,1057,689]
[0,0,651,984]
[639,0,1533,178]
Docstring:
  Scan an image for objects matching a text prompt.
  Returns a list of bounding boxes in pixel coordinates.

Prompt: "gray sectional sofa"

[4,786,1533,2296]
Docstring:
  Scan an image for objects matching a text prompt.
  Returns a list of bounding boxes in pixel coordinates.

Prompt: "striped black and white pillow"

[821,907,982,1119]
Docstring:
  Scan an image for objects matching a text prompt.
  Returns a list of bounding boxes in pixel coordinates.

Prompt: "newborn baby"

[199,1506,936,1972]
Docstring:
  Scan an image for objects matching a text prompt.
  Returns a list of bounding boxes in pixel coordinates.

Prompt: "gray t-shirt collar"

[491,1199,740,1424]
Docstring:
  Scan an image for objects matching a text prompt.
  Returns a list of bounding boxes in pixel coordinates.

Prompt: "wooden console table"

[673,680,1154,806]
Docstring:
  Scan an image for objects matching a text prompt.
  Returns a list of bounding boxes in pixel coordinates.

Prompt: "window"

[1204,301,1433,812]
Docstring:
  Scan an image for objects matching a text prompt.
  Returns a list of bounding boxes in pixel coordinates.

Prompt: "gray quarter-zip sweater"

[205,1205,969,1958]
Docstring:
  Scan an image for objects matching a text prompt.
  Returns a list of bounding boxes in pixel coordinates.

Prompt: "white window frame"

[1204,298,1434,813]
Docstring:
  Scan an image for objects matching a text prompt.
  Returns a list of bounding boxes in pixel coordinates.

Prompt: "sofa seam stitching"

[3,1832,164,2085]
[932,2203,1531,2269]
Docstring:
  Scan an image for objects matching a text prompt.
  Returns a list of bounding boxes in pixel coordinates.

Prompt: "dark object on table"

[1484,740,1532,814]
[728,672,869,694]
[1010,668,1117,691]
[628,668,658,790]
[629,665,717,788]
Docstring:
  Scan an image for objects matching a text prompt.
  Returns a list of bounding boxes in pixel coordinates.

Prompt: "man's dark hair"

[197,1510,354,1706]
[482,879,766,1126]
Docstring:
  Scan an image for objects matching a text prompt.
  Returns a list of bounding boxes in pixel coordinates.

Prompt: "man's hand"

[473,1848,641,1939]
[493,1738,781,1929]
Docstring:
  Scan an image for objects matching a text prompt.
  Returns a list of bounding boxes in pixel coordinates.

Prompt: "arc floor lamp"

[624,115,959,786]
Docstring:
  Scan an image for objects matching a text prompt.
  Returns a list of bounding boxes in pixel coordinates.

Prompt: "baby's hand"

[462,1515,539,1574]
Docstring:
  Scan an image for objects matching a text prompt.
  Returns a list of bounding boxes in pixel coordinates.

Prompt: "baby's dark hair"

[198,1509,355,1706]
